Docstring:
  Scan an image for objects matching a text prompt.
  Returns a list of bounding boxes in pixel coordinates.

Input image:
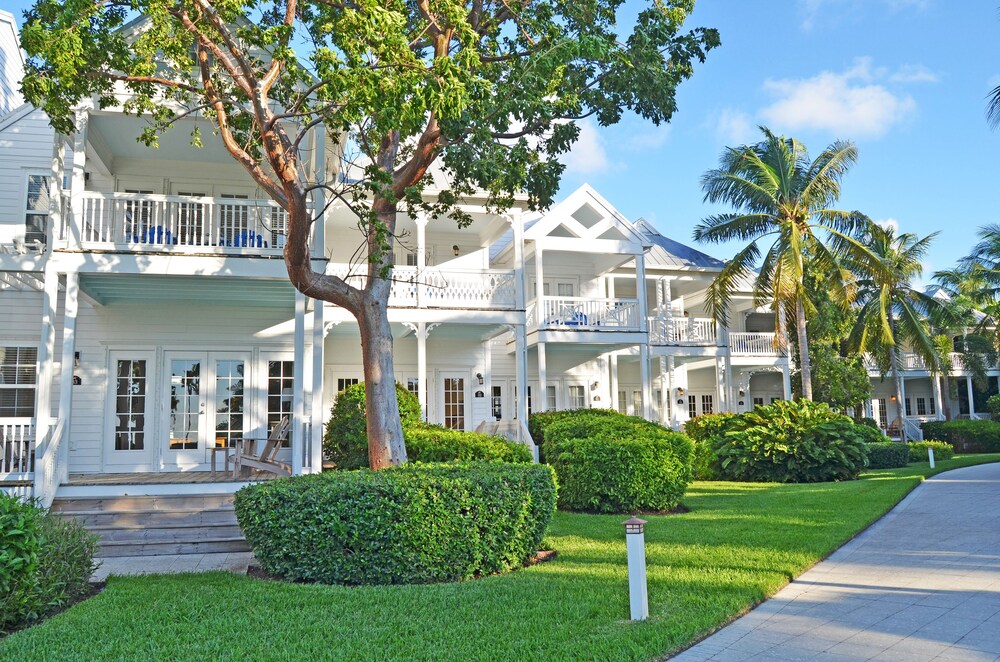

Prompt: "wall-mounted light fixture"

[452,244,460,256]
[476,372,484,385]
[738,389,745,397]
[676,387,685,397]
[591,381,600,391]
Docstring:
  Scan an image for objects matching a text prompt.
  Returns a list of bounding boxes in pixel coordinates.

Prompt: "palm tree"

[694,127,870,400]
[848,225,942,440]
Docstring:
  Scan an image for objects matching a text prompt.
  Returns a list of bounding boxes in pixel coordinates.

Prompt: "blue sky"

[9,0,1000,281]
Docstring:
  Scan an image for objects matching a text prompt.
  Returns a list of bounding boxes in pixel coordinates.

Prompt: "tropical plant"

[21,0,719,469]
[846,224,944,440]
[694,127,871,399]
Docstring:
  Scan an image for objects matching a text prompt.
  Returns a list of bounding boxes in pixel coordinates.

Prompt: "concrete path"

[91,552,255,581]
[673,462,1000,662]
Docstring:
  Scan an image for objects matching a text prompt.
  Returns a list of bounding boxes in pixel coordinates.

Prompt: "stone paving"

[672,462,1000,662]
[91,552,255,581]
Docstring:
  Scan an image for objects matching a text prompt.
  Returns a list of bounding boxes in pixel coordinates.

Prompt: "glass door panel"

[214,359,246,449]
[443,376,466,430]
[166,357,204,468]
[106,352,155,470]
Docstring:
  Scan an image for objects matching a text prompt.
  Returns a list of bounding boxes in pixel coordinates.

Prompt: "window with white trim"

[546,385,557,411]
[916,397,927,416]
[0,347,37,417]
[24,175,50,247]
[267,360,295,448]
[568,385,586,409]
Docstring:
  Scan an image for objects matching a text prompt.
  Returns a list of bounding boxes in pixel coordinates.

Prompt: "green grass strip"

[3,454,997,661]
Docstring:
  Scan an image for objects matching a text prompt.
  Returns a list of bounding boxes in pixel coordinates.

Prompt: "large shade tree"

[847,224,942,440]
[20,0,719,468]
[693,127,870,400]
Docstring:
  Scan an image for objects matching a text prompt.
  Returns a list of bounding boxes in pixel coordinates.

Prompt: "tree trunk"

[795,298,812,400]
[359,289,407,469]
[940,375,952,421]
[890,345,907,442]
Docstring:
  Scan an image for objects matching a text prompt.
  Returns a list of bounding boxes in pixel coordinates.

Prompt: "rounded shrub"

[909,440,954,463]
[324,382,422,469]
[865,442,910,469]
[684,413,738,480]
[234,462,557,585]
[1,495,98,633]
[709,400,869,483]
[404,423,532,464]
[543,413,694,513]
[859,417,880,429]
[920,419,1000,453]
[853,423,890,445]
[528,408,621,455]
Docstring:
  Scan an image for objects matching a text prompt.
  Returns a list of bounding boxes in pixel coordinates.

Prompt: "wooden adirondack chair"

[231,415,291,479]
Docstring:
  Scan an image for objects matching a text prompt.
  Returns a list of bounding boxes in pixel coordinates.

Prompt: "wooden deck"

[66,472,273,486]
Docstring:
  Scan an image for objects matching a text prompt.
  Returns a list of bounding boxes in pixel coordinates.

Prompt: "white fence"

[538,297,641,331]
[730,332,780,355]
[0,419,35,499]
[649,317,717,345]
[328,265,517,309]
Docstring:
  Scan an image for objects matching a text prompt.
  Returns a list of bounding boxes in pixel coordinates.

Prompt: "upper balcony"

[648,317,781,356]
[55,191,300,256]
[330,264,517,310]
[528,296,643,332]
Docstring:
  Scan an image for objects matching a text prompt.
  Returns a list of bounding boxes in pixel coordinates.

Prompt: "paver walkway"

[91,552,255,581]
[673,462,1000,662]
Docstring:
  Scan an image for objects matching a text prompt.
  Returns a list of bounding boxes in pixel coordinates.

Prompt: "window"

[220,193,250,245]
[176,192,206,245]
[688,395,697,419]
[113,359,146,450]
[916,397,927,416]
[546,385,557,411]
[701,394,714,415]
[770,397,781,404]
[406,378,420,395]
[568,385,586,409]
[929,397,936,416]
[491,385,503,420]
[0,347,37,418]
[123,188,154,242]
[632,390,642,416]
[268,361,295,447]
[336,377,359,396]
[443,377,465,430]
[877,398,888,429]
[653,389,662,420]
[557,283,575,297]
[24,175,50,247]
[617,390,627,414]
[270,206,288,248]
[214,360,245,448]
[526,386,533,415]
[904,398,912,417]
[753,397,764,409]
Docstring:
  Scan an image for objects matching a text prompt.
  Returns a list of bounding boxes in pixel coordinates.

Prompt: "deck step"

[52,493,250,558]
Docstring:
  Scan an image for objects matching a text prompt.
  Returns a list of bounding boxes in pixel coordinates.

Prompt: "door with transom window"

[440,373,468,431]
[162,351,251,470]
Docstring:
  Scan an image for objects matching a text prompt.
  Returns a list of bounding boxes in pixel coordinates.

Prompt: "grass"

[3,454,998,661]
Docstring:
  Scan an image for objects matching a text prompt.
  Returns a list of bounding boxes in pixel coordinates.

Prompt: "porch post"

[667,356,678,430]
[664,277,673,341]
[659,356,668,426]
[33,269,60,496]
[416,322,428,421]
[291,291,306,474]
[535,245,545,322]
[311,131,326,259]
[966,376,975,417]
[515,325,528,424]
[725,354,735,413]
[609,353,619,412]
[415,212,427,308]
[640,343,651,420]
[511,212,525,311]
[537,341,548,412]
[68,110,88,249]
[932,375,945,421]
[781,360,792,400]
[56,272,79,484]
[636,253,648,328]
[899,376,908,427]
[310,300,325,472]
[48,135,66,247]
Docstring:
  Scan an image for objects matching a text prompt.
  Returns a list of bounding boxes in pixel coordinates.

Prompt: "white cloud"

[889,64,939,84]
[759,58,916,138]
[714,108,755,145]
[875,217,900,234]
[624,122,672,150]
[562,120,609,175]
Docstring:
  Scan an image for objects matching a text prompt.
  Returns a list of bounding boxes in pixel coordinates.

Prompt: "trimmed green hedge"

[543,413,693,513]
[909,440,954,462]
[404,423,532,464]
[528,408,621,455]
[708,400,870,483]
[865,442,909,469]
[324,382,423,469]
[1,495,98,633]
[234,462,557,585]
[920,419,1000,453]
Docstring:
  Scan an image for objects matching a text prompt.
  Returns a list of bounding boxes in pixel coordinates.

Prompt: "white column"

[966,376,976,417]
[515,325,528,424]
[932,375,945,421]
[512,213,526,311]
[899,376,908,424]
[668,356,678,430]
[291,291,306,474]
[715,356,726,412]
[640,343,651,420]
[664,277,673,341]
[416,322,428,421]
[607,274,616,299]
[415,212,427,307]
[32,269,59,498]
[310,300,325,472]
[659,356,668,426]
[610,353,619,412]
[537,341,548,412]
[48,135,66,247]
[781,360,792,400]
[725,356,735,413]
[311,131,326,258]
[636,253,648,328]
[56,272,79,484]
[68,112,88,249]
[535,245,545,320]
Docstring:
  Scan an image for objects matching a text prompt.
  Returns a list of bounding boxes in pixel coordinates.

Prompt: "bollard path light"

[928,446,936,469]
[622,517,649,621]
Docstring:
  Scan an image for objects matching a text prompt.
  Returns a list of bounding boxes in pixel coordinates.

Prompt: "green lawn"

[4,455,998,661]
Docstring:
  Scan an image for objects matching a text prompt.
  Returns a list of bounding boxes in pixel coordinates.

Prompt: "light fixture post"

[622,517,649,621]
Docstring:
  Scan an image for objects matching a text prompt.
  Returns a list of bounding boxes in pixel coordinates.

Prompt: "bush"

[920,419,1000,453]
[865,442,909,469]
[528,408,621,454]
[859,417,881,429]
[324,382,423,469]
[404,423,532,464]
[1,495,98,632]
[543,413,693,513]
[987,394,1000,422]
[853,423,890,445]
[234,462,557,585]
[684,413,737,480]
[909,440,954,463]
[708,400,869,483]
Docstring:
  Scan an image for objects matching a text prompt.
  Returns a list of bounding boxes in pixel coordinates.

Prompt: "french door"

[105,351,157,471]
[440,373,468,431]
[162,351,250,470]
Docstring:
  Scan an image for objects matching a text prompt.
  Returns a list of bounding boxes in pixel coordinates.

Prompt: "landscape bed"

[2,454,997,661]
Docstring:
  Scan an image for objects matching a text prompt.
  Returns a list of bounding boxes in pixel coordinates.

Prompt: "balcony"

[730,332,779,356]
[328,264,517,309]
[649,317,717,346]
[531,296,642,331]
[58,192,300,254]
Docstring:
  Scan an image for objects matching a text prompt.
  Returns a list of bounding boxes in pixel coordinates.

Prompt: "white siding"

[0,108,56,246]
[0,11,24,116]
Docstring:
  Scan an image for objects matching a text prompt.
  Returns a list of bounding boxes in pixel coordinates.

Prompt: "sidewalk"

[673,462,1000,662]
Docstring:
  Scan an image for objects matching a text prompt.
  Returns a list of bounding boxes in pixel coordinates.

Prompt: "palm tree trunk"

[795,298,812,400]
[939,375,952,420]
[890,345,907,442]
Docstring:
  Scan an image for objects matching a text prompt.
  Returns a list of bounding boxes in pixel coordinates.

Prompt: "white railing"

[730,332,780,355]
[537,296,640,331]
[648,317,717,345]
[327,264,517,309]
[0,419,35,499]
[903,417,925,441]
[62,192,302,253]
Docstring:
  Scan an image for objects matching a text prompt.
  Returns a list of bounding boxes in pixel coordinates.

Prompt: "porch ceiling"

[80,274,297,308]
[90,114,235,164]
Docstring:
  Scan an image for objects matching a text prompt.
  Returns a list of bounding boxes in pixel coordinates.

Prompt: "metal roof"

[633,219,725,270]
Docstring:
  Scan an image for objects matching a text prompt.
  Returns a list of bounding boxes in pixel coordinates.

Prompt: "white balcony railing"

[327,264,516,309]
[60,192,302,253]
[648,317,717,345]
[1,418,35,499]
[536,296,641,331]
[729,332,779,356]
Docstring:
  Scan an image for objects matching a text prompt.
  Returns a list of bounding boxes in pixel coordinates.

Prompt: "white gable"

[524,183,648,253]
